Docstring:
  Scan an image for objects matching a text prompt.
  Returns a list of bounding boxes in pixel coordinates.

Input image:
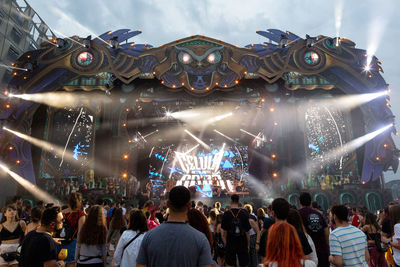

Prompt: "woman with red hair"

[264,221,316,267]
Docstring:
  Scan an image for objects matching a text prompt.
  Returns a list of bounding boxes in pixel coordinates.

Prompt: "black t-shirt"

[382,217,392,237]
[221,208,251,248]
[19,231,57,267]
[299,207,329,254]
[296,229,313,256]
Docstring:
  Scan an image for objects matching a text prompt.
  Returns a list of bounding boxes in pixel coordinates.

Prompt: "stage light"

[269,107,275,112]
[8,146,13,150]
[83,35,92,48]
[16,160,20,164]
[122,173,128,178]
[110,36,119,49]
[5,104,10,109]
[335,0,343,44]
[122,123,127,127]
[123,154,128,159]
[272,172,278,178]
[376,156,380,161]
[274,122,278,126]
[4,90,9,96]
[271,154,276,159]
[279,34,289,48]
[0,161,59,204]
[306,34,314,47]
[184,129,211,150]
[384,144,388,148]
[364,65,371,72]
[126,108,129,112]
[165,111,172,117]
[362,181,366,185]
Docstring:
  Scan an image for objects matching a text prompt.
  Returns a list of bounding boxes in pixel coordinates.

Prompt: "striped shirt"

[329,225,368,267]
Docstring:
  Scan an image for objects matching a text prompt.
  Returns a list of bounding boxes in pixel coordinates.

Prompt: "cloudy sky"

[28,0,399,181]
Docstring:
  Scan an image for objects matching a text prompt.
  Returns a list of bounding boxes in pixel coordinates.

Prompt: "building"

[0,0,55,206]
[0,0,55,87]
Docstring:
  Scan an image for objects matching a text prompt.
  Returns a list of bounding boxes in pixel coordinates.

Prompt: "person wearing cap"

[136,186,214,267]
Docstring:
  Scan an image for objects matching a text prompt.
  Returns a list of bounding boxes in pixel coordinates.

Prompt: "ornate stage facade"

[0,29,398,211]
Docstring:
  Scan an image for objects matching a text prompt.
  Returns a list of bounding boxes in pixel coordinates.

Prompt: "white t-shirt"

[122,207,126,216]
[306,234,318,266]
[393,223,400,265]
[265,260,316,267]
[113,230,145,267]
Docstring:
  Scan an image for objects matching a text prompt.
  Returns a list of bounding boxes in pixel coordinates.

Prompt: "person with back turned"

[136,186,213,267]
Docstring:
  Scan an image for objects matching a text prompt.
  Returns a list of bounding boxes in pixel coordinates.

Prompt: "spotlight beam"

[185,144,200,154]
[184,129,211,150]
[0,162,59,204]
[214,129,238,144]
[2,127,109,175]
[52,29,85,47]
[282,124,393,181]
[9,92,111,109]
[240,129,265,142]
[0,64,28,71]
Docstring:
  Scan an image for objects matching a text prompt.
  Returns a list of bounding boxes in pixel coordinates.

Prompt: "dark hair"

[68,192,82,210]
[110,208,124,230]
[78,205,106,245]
[127,209,148,233]
[187,208,213,249]
[272,198,290,220]
[215,202,221,209]
[12,195,22,203]
[31,207,44,223]
[299,192,312,207]
[331,205,348,222]
[41,206,61,226]
[364,212,380,231]
[231,194,239,203]
[287,208,306,233]
[168,186,191,212]
[311,201,320,209]
[1,204,18,223]
[96,198,104,206]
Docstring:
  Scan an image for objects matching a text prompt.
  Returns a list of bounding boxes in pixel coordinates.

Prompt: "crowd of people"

[0,189,399,266]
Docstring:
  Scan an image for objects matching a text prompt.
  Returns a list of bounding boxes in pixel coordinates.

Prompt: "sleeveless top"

[0,222,24,241]
[64,210,85,236]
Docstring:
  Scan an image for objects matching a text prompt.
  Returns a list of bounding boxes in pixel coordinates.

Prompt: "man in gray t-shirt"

[136,186,214,267]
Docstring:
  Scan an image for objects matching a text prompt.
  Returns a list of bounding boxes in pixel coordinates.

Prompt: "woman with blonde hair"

[264,221,316,267]
[0,204,26,267]
[75,205,107,266]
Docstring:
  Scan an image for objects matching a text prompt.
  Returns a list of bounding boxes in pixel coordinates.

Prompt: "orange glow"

[362,181,366,184]
[384,144,388,148]
[16,160,20,164]
[181,82,185,86]
[172,84,176,88]
[269,139,273,142]
[122,173,128,178]
[122,123,127,127]
[8,146,13,150]
[215,82,219,86]
[4,90,9,95]
[126,108,129,112]
[269,107,275,112]
[128,140,132,143]
[123,154,128,159]
[235,80,239,84]
[271,154,276,159]
[13,72,17,76]
[161,81,164,84]
[261,98,265,102]
[272,172,278,178]
[376,156,380,161]
[6,104,11,109]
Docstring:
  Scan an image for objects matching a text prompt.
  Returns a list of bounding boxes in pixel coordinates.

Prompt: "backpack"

[229,209,243,237]
[57,212,82,244]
